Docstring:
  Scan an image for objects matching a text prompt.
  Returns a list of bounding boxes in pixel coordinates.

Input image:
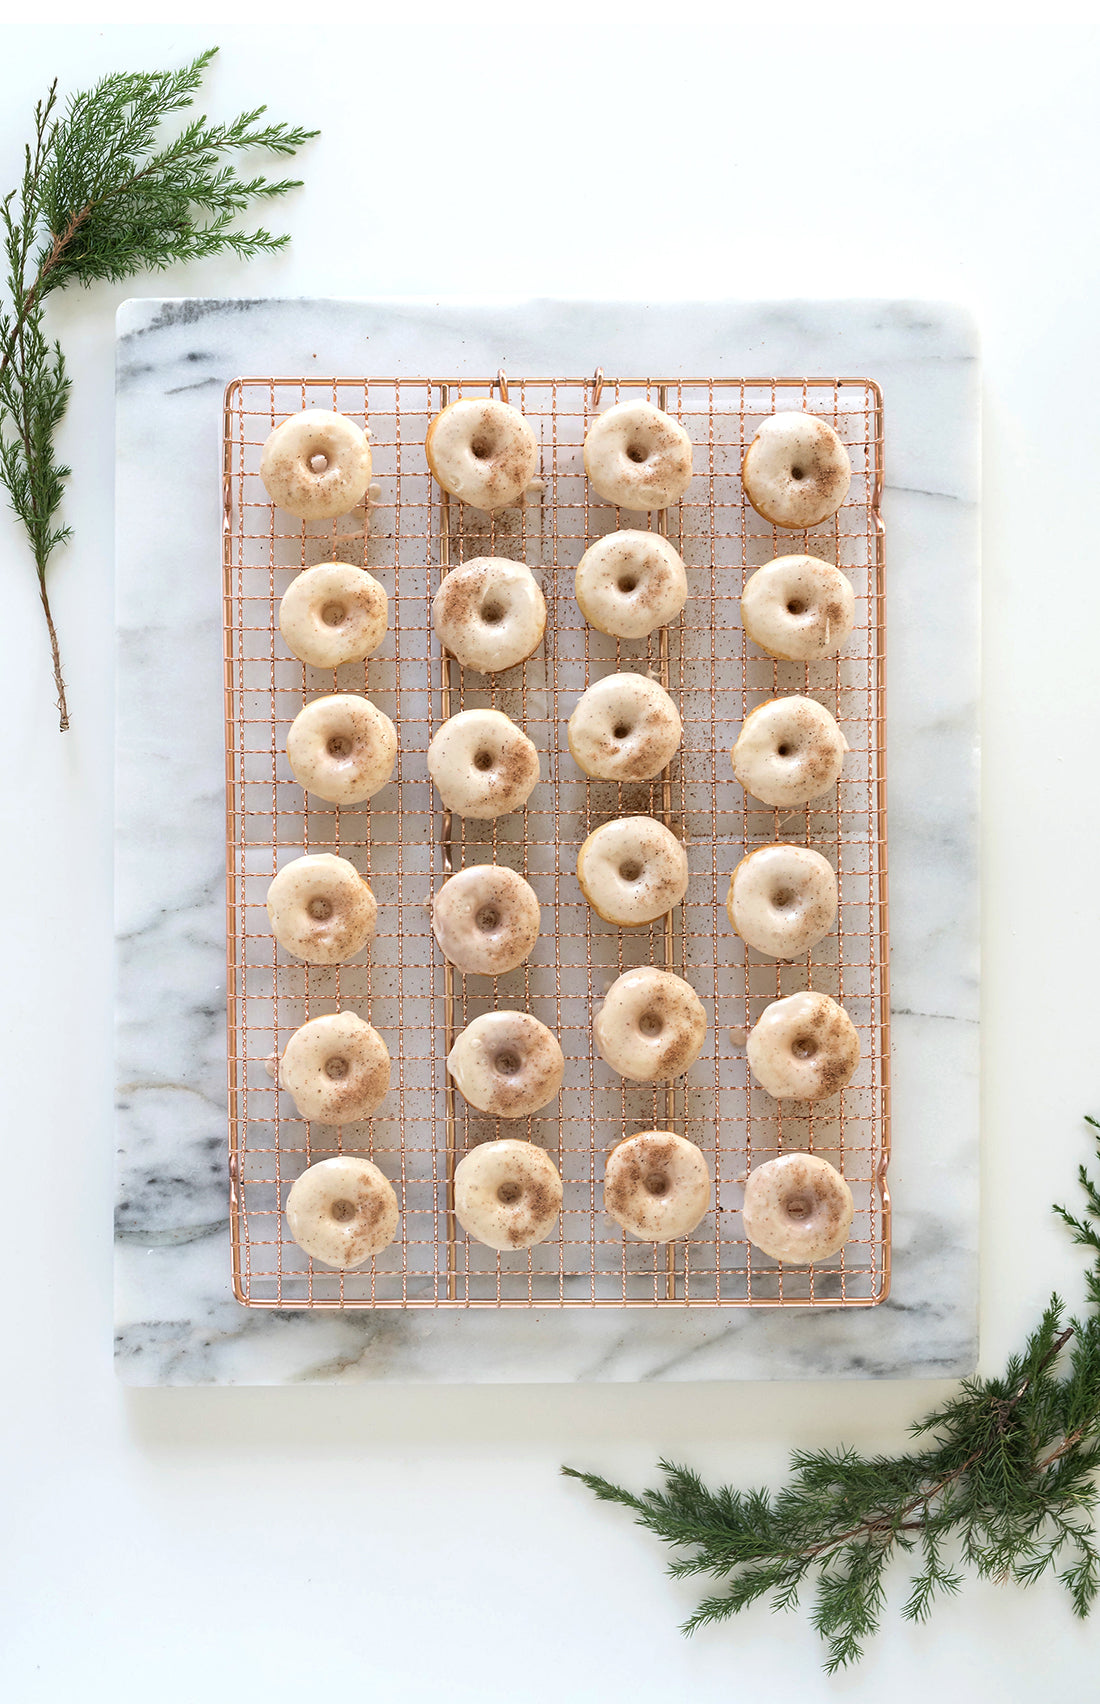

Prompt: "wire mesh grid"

[223,372,889,1309]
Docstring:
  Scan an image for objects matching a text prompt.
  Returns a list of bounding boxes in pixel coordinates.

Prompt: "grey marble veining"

[115,298,979,1384]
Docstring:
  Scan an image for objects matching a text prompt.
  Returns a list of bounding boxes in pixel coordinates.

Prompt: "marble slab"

[115,298,979,1384]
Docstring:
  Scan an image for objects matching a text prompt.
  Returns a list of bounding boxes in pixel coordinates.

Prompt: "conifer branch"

[564,1117,1100,1672]
[0,47,317,729]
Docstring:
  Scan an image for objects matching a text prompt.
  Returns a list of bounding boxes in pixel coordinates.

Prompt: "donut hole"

[617,575,638,594]
[791,1036,818,1060]
[476,906,500,933]
[329,1197,357,1223]
[638,1010,664,1038]
[480,600,505,624]
[612,721,633,740]
[324,1055,349,1080]
[496,1180,522,1206]
[784,1194,812,1222]
[618,859,643,883]
[473,749,495,772]
[771,888,796,910]
[470,435,494,460]
[790,464,805,481]
[320,602,347,627]
[786,599,806,615]
[776,741,797,759]
[494,1051,521,1077]
[644,1172,669,1197]
[326,734,353,760]
[625,441,649,464]
[307,896,333,922]
[309,453,330,475]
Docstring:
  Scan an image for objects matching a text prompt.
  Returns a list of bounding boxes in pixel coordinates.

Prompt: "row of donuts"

[279,532,852,669]
[423,442,593,1267]
[288,1139,855,1270]
[259,393,851,531]
[258,417,396,1270]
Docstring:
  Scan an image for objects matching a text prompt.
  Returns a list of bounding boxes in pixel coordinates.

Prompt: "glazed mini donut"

[266,853,377,965]
[584,402,693,511]
[576,816,689,927]
[286,694,397,805]
[731,695,848,807]
[425,398,538,510]
[260,409,372,520]
[279,563,388,668]
[604,1131,711,1242]
[433,557,546,673]
[427,709,540,819]
[742,412,851,530]
[726,844,838,959]
[453,1138,563,1250]
[594,968,707,1083]
[741,554,855,661]
[574,530,688,639]
[567,672,682,782]
[746,990,860,1101]
[741,1153,854,1264]
[432,864,541,976]
[446,1010,564,1118]
[285,1155,398,1267]
[279,1011,391,1124]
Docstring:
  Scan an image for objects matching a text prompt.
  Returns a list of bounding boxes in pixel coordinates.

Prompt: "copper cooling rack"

[223,372,890,1308]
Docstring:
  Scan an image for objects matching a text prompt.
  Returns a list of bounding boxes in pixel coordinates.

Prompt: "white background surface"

[3,10,1099,1699]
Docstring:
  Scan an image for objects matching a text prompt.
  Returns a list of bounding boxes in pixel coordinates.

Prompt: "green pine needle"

[563,1116,1100,1672]
[0,46,317,729]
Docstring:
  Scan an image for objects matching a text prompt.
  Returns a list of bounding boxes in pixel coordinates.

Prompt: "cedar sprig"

[0,47,317,729]
[563,1115,1100,1672]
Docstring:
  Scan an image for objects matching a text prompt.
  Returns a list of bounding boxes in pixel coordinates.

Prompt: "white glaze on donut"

[594,968,707,1083]
[453,1138,563,1250]
[567,672,682,782]
[427,709,540,819]
[741,555,855,661]
[604,1131,711,1242]
[260,410,372,520]
[741,1153,854,1263]
[279,1012,391,1124]
[742,412,851,530]
[266,853,377,965]
[432,557,546,673]
[746,990,860,1101]
[731,696,848,807]
[575,530,688,638]
[583,402,693,511]
[285,1155,399,1267]
[726,844,838,959]
[576,816,689,927]
[286,693,397,804]
[432,865,541,976]
[279,563,388,668]
[425,399,538,510]
[446,1011,564,1118]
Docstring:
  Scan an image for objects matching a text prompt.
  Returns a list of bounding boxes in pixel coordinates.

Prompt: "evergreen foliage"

[0,48,316,727]
[564,1117,1100,1671]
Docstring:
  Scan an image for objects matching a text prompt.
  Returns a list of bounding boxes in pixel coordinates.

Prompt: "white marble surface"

[115,297,979,1384]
